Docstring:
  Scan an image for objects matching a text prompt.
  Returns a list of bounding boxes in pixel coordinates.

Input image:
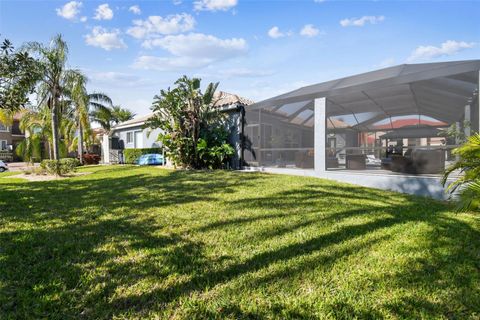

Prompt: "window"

[0,123,8,132]
[0,140,7,150]
[126,132,134,144]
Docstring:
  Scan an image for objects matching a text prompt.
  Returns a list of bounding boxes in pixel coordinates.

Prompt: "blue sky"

[1,0,479,116]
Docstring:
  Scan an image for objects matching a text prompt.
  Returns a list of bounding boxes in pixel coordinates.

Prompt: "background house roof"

[112,91,254,131]
[213,91,255,108]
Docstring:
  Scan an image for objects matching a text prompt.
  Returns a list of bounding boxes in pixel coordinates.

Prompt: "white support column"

[314,97,326,174]
[102,134,110,164]
[464,105,471,137]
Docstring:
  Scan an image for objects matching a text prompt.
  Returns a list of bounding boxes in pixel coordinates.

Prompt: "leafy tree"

[443,132,480,212]
[145,76,234,169]
[0,38,41,111]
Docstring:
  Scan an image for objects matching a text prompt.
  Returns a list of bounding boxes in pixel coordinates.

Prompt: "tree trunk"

[78,121,84,165]
[51,93,60,160]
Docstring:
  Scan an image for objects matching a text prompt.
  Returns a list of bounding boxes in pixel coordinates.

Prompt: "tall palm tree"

[64,71,112,164]
[25,34,71,160]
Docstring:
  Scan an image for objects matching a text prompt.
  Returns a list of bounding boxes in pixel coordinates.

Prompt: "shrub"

[61,158,81,172]
[82,153,101,165]
[123,148,163,164]
[40,158,80,175]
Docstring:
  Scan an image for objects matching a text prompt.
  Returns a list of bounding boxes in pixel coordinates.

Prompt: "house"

[242,60,480,199]
[0,113,25,161]
[101,91,254,166]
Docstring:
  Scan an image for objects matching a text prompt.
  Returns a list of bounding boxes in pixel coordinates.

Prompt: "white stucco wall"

[112,126,163,149]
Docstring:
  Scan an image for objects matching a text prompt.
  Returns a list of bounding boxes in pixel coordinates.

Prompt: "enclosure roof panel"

[250,60,480,110]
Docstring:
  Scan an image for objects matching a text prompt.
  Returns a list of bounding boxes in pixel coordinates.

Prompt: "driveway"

[6,162,39,172]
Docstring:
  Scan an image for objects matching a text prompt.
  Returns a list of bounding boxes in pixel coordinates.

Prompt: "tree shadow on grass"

[1,169,479,318]
[0,168,265,223]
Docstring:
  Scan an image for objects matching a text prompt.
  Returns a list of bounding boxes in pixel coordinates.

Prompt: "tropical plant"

[111,105,135,124]
[0,38,41,111]
[16,106,53,162]
[90,104,134,133]
[438,120,471,145]
[145,75,233,169]
[442,132,480,212]
[0,108,14,128]
[64,71,112,164]
[24,34,77,160]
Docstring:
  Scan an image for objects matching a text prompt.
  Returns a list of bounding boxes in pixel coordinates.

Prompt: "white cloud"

[90,71,152,87]
[133,33,247,71]
[128,5,141,15]
[85,27,127,50]
[376,57,396,68]
[127,14,195,39]
[173,0,182,4]
[268,26,287,39]
[80,16,87,22]
[194,0,237,11]
[56,1,82,20]
[94,3,113,20]
[340,15,385,27]
[200,68,273,79]
[300,24,322,38]
[407,40,476,62]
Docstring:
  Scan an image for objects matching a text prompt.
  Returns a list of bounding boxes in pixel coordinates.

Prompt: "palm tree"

[64,71,112,164]
[16,107,50,162]
[111,105,135,124]
[25,34,71,160]
[442,132,480,211]
[90,104,133,133]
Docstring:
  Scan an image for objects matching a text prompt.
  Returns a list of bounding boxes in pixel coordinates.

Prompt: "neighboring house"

[111,113,163,150]
[0,113,25,161]
[101,91,254,166]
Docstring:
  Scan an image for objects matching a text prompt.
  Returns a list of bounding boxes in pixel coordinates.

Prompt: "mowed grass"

[0,166,479,319]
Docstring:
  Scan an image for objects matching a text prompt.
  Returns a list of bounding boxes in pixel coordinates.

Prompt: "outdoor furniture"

[326,157,339,168]
[381,157,392,170]
[389,150,445,174]
[411,149,445,174]
[294,151,314,169]
[346,154,366,170]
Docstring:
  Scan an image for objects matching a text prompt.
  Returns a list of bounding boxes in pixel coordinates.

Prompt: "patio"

[243,60,480,198]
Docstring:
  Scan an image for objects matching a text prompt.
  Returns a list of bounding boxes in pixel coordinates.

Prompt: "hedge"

[123,148,163,164]
[40,158,81,175]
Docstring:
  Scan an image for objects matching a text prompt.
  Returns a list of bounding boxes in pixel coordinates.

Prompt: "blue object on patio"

[137,154,165,166]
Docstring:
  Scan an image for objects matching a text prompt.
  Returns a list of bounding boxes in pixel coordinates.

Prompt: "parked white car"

[0,160,8,172]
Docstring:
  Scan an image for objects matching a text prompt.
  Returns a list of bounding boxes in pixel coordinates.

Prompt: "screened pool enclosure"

[244,60,479,180]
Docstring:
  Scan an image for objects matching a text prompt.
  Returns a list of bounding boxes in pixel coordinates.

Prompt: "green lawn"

[1,166,479,319]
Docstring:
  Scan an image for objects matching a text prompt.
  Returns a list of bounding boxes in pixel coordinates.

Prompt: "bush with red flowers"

[81,153,101,165]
